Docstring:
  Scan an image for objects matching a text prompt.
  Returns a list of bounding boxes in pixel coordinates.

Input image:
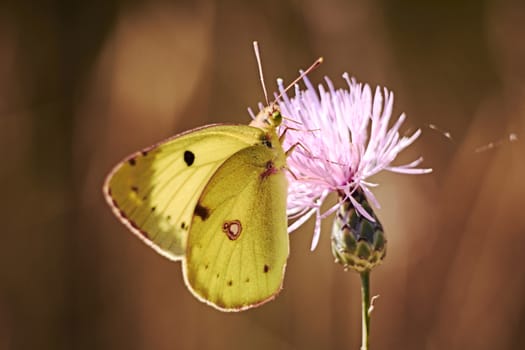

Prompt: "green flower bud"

[331,189,386,272]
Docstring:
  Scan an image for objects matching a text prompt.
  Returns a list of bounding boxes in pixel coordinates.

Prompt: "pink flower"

[276,73,432,250]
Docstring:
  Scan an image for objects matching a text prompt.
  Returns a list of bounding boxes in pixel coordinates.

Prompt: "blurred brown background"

[1,0,525,349]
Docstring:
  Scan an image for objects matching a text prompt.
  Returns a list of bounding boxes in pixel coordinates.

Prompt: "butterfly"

[103,102,289,312]
[103,43,322,311]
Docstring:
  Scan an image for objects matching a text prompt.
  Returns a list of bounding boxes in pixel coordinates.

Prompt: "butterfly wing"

[103,125,268,261]
[183,143,289,311]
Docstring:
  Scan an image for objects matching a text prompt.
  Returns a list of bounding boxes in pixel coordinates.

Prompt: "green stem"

[360,270,371,350]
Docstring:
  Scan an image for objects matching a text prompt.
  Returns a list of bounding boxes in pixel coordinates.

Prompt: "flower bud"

[331,189,386,272]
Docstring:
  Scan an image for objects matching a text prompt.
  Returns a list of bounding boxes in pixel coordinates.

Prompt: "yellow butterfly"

[103,103,288,312]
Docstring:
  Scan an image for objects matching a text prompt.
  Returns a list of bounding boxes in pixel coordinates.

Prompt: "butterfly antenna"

[253,41,269,106]
[274,57,324,102]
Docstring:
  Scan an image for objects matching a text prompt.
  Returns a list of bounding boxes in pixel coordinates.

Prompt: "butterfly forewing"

[183,144,289,311]
[104,125,269,261]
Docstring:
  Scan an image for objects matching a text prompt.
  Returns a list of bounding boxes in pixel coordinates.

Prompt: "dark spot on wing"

[131,186,139,193]
[261,134,272,148]
[227,280,233,286]
[151,206,156,212]
[216,273,220,278]
[222,220,242,240]
[245,278,250,283]
[128,158,136,166]
[194,203,210,220]
[181,221,186,229]
[204,264,209,270]
[141,150,149,156]
[263,264,269,273]
[166,215,171,221]
[184,150,195,166]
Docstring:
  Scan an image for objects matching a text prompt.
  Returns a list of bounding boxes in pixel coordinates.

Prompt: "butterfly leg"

[285,141,313,158]
[279,127,290,144]
[283,142,313,181]
[279,125,321,144]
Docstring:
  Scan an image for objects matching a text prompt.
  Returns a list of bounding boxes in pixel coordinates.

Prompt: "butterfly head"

[250,103,283,130]
[267,104,283,127]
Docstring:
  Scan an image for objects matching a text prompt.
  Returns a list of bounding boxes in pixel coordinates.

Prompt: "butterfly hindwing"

[183,144,289,311]
[104,125,268,261]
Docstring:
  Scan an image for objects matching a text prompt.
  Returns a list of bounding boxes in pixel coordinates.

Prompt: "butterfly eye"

[270,111,282,126]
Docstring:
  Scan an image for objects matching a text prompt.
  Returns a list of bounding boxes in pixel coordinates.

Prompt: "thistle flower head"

[275,73,431,250]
